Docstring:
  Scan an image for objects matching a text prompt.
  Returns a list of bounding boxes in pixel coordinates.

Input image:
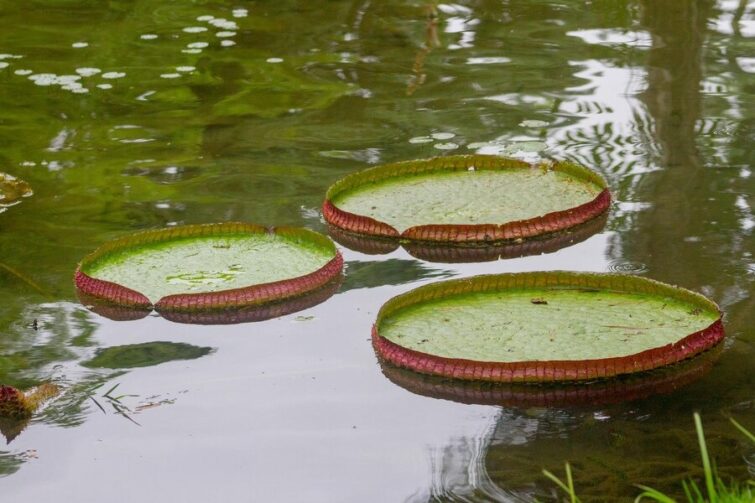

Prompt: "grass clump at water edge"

[539,413,754,503]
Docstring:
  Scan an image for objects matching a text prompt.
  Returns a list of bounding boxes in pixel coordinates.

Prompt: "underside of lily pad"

[373,272,724,383]
[324,155,610,245]
[75,223,343,314]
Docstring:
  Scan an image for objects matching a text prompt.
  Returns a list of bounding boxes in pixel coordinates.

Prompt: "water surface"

[0,1,753,501]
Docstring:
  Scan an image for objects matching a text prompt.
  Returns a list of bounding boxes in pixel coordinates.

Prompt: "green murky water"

[0,1,752,502]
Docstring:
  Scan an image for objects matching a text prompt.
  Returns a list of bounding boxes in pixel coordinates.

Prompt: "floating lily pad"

[373,272,724,383]
[82,342,212,369]
[75,223,343,315]
[0,173,33,211]
[380,345,721,407]
[323,155,610,245]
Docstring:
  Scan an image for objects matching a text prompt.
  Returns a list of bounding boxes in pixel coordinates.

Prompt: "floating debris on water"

[183,26,208,33]
[0,62,9,70]
[266,57,283,63]
[71,42,89,48]
[232,8,248,18]
[209,18,238,30]
[431,132,455,140]
[76,67,101,77]
[96,83,113,90]
[216,31,236,38]
[176,66,195,73]
[197,15,215,22]
[221,40,236,47]
[101,71,126,79]
[140,34,158,40]
[409,136,433,144]
[519,119,549,128]
[160,73,181,79]
[187,42,209,49]
[434,142,459,150]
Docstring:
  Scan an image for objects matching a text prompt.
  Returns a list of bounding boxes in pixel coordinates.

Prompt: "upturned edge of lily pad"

[74,222,343,314]
[323,154,611,244]
[372,271,724,383]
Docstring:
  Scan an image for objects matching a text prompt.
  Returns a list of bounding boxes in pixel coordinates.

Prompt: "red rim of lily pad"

[328,212,607,263]
[373,272,724,383]
[379,344,721,408]
[323,155,611,245]
[75,222,343,314]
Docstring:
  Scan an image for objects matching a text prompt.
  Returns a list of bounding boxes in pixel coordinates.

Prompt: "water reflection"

[0,0,752,499]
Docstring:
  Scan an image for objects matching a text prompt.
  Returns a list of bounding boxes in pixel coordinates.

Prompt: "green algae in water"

[83,233,335,303]
[332,169,600,232]
[379,289,718,362]
[82,342,212,369]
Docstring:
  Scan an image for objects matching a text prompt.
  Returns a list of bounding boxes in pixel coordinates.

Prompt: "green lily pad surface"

[380,289,716,362]
[85,233,333,303]
[76,223,342,312]
[333,169,599,232]
[82,342,212,369]
[324,155,610,245]
[373,272,724,382]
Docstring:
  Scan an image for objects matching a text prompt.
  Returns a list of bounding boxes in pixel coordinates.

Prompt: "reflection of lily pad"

[324,155,610,244]
[373,272,724,382]
[0,173,32,211]
[380,344,721,408]
[82,342,212,369]
[75,222,343,315]
[212,64,353,118]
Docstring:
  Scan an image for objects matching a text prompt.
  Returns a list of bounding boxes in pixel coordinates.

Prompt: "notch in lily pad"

[373,272,724,383]
[75,223,343,321]
[323,155,611,253]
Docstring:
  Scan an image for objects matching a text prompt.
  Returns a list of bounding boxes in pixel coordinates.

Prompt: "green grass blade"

[694,412,717,502]
[729,417,755,444]
[543,463,581,503]
[633,484,677,503]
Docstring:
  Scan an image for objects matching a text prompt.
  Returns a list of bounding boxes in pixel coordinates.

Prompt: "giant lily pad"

[373,272,724,382]
[75,223,343,316]
[324,155,610,245]
[0,173,33,213]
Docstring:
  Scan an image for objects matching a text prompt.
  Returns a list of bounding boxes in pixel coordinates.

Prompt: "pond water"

[0,1,753,501]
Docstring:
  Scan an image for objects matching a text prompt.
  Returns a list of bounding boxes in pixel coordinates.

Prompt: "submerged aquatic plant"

[541,414,755,503]
[635,413,755,503]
